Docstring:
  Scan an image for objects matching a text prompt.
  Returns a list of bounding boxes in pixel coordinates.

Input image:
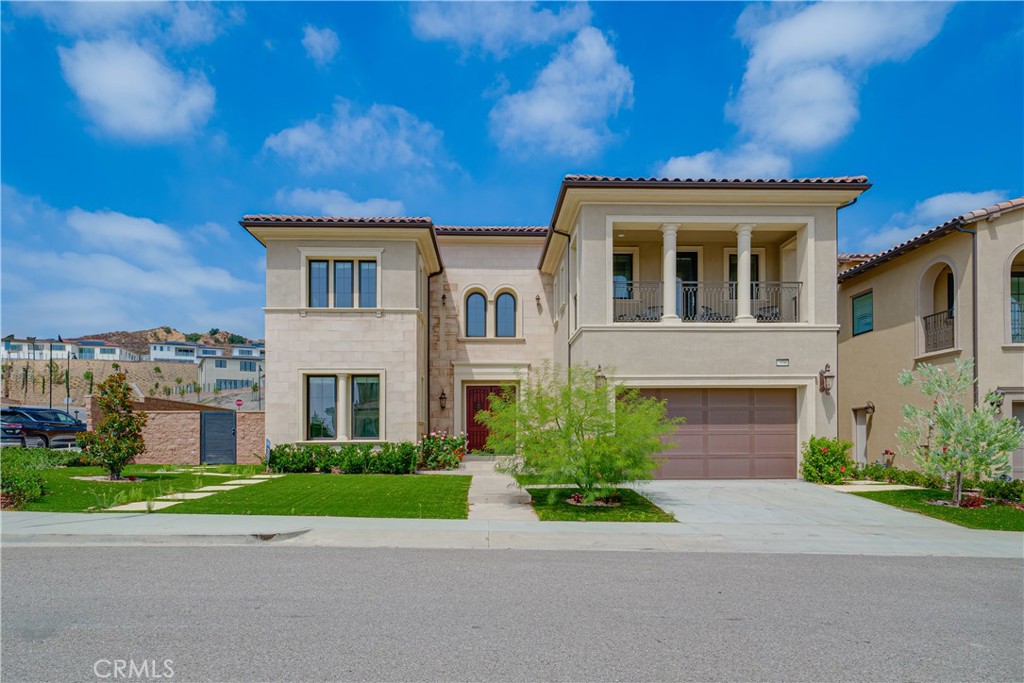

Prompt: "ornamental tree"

[478,363,681,503]
[897,359,1024,505]
[78,373,147,480]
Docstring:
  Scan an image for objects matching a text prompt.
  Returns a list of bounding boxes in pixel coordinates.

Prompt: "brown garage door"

[640,388,797,479]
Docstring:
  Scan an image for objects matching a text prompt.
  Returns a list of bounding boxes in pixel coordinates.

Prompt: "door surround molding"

[452,362,529,443]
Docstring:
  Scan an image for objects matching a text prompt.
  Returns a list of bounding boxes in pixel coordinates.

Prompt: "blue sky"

[2,1,1021,341]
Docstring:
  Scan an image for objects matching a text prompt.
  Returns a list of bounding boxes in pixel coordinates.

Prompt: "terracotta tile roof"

[433,225,548,236]
[241,215,432,225]
[837,252,875,262]
[563,174,870,186]
[839,196,1024,282]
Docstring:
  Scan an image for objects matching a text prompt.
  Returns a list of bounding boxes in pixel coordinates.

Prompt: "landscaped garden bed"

[525,487,676,523]
[851,488,1024,531]
[162,474,471,519]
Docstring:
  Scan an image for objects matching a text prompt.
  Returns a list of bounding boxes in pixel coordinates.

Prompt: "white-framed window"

[300,247,383,309]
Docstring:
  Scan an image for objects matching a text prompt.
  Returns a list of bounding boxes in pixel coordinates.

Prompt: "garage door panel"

[641,388,797,479]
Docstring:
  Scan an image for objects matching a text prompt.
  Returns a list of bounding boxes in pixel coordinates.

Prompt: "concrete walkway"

[463,460,537,521]
[3,477,1021,556]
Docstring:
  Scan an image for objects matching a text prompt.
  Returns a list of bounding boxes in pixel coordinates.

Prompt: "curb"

[1,529,310,547]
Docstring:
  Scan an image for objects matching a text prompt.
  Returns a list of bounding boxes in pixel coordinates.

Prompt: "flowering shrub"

[958,494,986,509]
[799,436,854,484]
[418,431,466,471]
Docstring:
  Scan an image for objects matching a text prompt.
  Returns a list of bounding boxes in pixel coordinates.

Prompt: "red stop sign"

[235,399,244,407]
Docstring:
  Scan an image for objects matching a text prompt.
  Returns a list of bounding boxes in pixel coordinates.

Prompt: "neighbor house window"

[466,292,486,337]
[306,376,337,440]
[351,375,380,439]
[100,348,115,355]
[496,292,516,337]
[240,361,256,372]
[237,349,253,356]
[853,291,873,336]
[215,360,226,368]
[309,260,329,308]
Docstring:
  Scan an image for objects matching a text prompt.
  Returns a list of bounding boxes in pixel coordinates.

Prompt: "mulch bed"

[565,492,621,507]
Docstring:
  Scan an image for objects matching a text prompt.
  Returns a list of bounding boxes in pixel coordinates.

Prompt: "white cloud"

[658,144,792,180]
[276,188,405,217]
[859,190,1007,252]
[489,27,633,159]
[15,1,234,47]
[658,2,951,178]
[0,187,262,340]
[302,25,340,66]
[411,1,591,58]
[58,38,215,140]
[264,97,445,174]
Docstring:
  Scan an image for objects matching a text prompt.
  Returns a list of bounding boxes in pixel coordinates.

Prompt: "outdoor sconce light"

[535,294,541,304]
[595,364,607,389]
[864,401,875,415]
[438,390,447,411]
[989,389,1005,409]
[441,293,447,306]
[818,364,835,395]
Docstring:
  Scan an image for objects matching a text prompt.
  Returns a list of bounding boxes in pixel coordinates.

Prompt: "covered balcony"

[609,221,807,325]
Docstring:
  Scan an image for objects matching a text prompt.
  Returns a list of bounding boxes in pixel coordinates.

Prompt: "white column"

[661,223,681,323]
[735,224,755,323]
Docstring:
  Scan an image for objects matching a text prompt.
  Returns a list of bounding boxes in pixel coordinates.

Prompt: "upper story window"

[613,253,634,299]
[852,291,873,336]
[1010,250,1024,344]
[466,292,486,337]
[727,252,762,299]
[215,360,226,368]
[237,349,253,356]
[100,348,116,355]
[496,292,516,337]
[308,258,378,308]
[240,361,257,372]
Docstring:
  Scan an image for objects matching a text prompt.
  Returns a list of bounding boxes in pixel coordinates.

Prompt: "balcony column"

[735,223,755,324]
[661,223,681,323]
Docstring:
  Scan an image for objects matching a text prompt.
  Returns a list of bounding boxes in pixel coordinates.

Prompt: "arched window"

[496,292,516,337]
[919,261,955,353]
[1011,250,1024,343]
[466,292,486,337]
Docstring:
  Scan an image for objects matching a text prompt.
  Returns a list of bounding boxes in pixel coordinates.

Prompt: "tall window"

[309,260,329,308]
[1011,268,1024,343]
[466,292,486,337]
[853,291,873,336]
[613,253,634,299]
[359,261,377,308]
[240,361,256,372]
[215,359,226,368]
[335,261,353,307]
[307,376,337,440]
[728,253,761,298]
[351,375,380,439]
[496,292,516,337]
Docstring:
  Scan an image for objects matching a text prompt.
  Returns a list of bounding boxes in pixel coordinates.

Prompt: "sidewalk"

[3,507,1020,557]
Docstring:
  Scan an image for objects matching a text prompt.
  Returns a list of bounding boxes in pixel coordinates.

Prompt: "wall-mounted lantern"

[988,389,1005,409]
[438,390,447,411]
[864,401,875,415]
[441,293,447,306]
[818,364,835,395]
[595,364,607,389]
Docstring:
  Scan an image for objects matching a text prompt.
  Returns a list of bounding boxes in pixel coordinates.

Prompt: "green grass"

[852,488,1024,531]
[526,487,676,523]
[162,474,472,519]
[22,465,236,512]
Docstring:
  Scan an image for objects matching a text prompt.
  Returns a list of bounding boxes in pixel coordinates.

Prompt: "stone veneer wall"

[140,412,202,465]
[235,411,266,465]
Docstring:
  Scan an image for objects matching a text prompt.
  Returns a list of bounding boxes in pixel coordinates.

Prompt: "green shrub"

[366,442,418,474]
[268,444,315,473]
[1,449,45,508]
[308,443,340,473]
[979,479,1024,503]
[419,431,466,470]
[800,436,854,484]
[338,444,372,473]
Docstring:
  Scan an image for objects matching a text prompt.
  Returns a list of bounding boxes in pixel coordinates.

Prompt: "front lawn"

[526,487,676,523]
[163,474,472,519]
[852,488,1024,531]
[22,465,246,512]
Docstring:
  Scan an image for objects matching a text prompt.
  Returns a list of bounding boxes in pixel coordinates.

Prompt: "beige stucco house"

[242,174,872,479]
[837,198,1024,477]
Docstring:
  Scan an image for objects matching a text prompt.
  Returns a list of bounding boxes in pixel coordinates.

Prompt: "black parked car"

[0,407,87,448]
[1,420,29,447]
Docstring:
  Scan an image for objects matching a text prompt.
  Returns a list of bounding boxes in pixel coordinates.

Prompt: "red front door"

[466,385,502,452]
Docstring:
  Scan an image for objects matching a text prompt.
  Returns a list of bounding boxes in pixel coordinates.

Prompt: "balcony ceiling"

[613,224,802,244]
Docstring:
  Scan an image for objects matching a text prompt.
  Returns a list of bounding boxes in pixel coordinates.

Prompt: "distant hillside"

[69,327,258,356]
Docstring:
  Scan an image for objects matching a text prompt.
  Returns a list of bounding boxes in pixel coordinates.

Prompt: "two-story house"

[242,174,871,479]
[837,198,1024,477]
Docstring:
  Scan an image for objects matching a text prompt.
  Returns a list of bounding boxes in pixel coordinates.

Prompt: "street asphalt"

[2,545,1022,682]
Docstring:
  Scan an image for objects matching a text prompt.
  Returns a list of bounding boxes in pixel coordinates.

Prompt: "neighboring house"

[230,343,265,359]
[196,345,224,359]
[148,342,204,363]
[837,198,1024,478]
[198,356,263,391]
[241,175,872,479]
[2,338,140,362]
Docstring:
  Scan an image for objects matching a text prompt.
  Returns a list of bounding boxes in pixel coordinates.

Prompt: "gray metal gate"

[201,412,236,465]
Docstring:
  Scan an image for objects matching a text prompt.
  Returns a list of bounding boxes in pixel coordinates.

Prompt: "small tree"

[2,361,12,397]
[162,386,172,397]
[78,373,147,480]
[47,360,63,385]
[111,362,120,371]
[175,376,184,395]
[479,363,681,503]
[153,366,161,374]
[898,359,1024,505]
[83,370,94,394]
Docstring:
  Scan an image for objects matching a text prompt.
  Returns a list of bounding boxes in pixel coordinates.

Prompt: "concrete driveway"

[632,479,1023,556]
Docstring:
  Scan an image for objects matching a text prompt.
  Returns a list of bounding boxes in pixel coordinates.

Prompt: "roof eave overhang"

[240,221,443,275]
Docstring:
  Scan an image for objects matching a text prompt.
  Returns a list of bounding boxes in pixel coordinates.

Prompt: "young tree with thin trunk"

[77,373,147,480]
